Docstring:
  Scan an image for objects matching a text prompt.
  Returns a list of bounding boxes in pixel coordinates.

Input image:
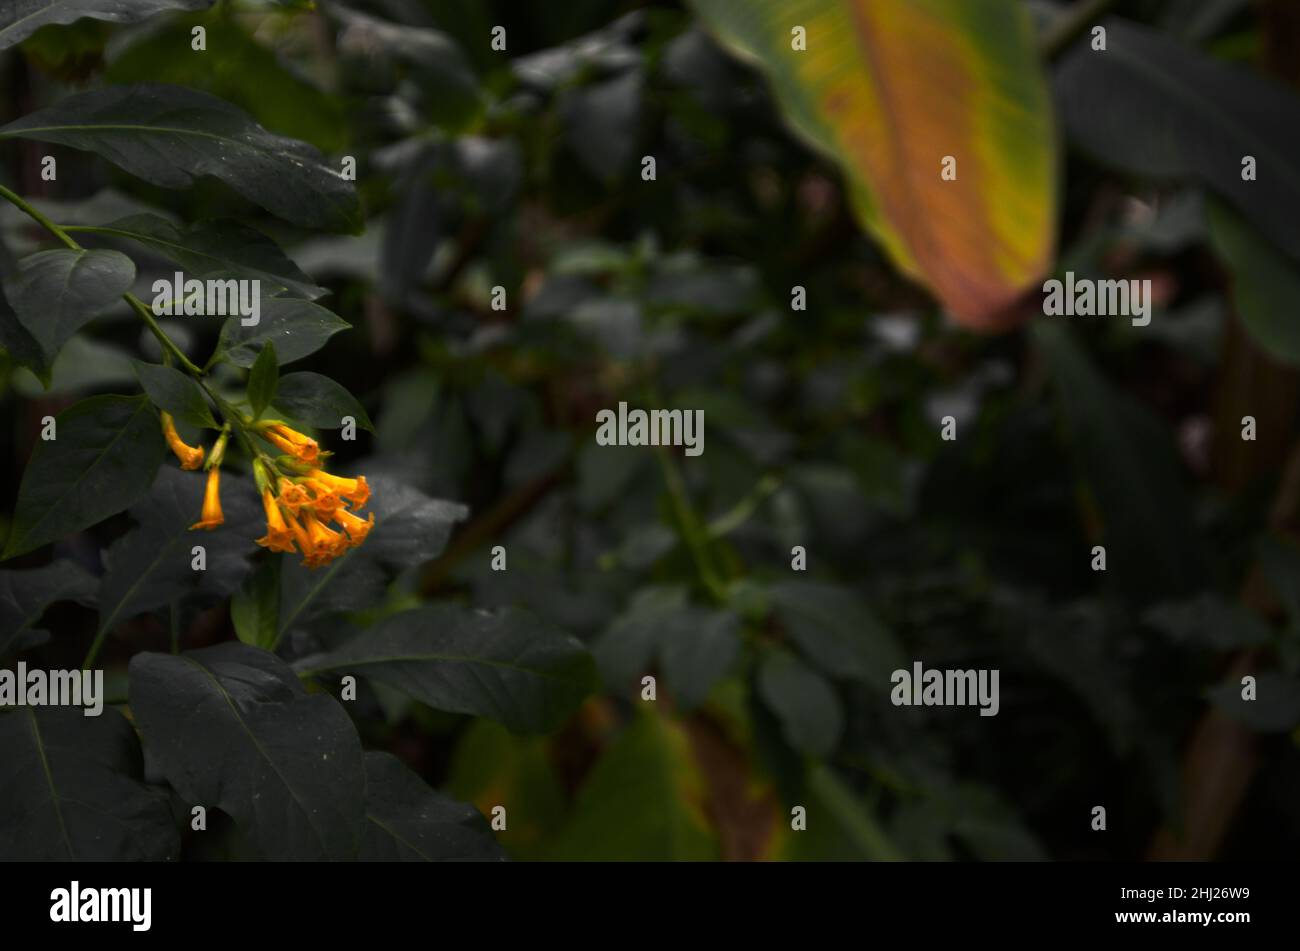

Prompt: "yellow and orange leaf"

[691,0,1058,330]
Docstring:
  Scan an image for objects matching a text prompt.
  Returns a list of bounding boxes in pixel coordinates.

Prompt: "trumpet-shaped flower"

[161,412,204,470]
[254,488,296,553]
[189,467,224,531]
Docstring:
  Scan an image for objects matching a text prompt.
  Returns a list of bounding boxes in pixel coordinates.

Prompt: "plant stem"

[655,447,729,604]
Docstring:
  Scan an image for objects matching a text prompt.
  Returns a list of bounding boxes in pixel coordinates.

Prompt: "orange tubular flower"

[161,412,205,470]
[277,477,314,514]
[254,488,296,553]
[190,467,224,531]
[303,510,347,558]
[259,423,319,464]
[304,470,370,508]
[284,507,315,561]
[332,506,375,546]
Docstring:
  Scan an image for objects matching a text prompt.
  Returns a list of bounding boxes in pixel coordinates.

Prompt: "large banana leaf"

[691,0,1057,330]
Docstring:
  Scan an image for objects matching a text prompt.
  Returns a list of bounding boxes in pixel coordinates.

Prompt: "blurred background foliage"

[3,0,1300,860]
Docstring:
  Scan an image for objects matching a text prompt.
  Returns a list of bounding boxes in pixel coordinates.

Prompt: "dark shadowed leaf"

[757,649,843,758]
[0,0,211,51]
[216,298,350,368]
[1034,321,1210,604]
[97,467,260,637]
[272,371,373,431]
[302,605,596,734]
[130,642,365,860]
[659,608,741,711]
[0,707,179,860]
[134,361,218,428]
[0,560,97,657]
[768,581,903,685]
[277,477,466,634]
[70,213,326,299]
[3,248,135,373]
[4,395,165,559]
[1056,17,1300,261]
[360,752,505,861]
[0,84,361,232]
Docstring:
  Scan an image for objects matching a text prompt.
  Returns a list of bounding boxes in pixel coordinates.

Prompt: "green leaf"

[276,477,466,634]
[129,642,365,860]
[133,361,217,428]
[0,560,97,658]
[272,371,374,432]
[0,241,46,380]
[1033,321,1210,604]
[104,12,348,152]
[659,608,741,711]
[360,752,505,861]
[302,605,597,734]
[690,0,1056,329]
[768,581,903,685]
[2,248,135,373]
[550,710,717,860]
[97,468,260,638]
[1205,198,1300,366]
[756,649,843,758]
[69,213,327,300]
[0,84,361,232]
[4,395,165,559]
[231,556,281,651]
[1057,17,1300,261]
[0,0,211,52]
[247,341,278,418]
[593,591,739,710]
[0,706,179,860]
[216,298,349,368]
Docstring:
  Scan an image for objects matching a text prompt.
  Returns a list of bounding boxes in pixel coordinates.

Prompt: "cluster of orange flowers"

[161,412,374,569]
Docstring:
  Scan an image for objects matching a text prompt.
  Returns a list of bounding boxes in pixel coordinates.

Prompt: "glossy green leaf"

[216,298,350,368]
[133,361,217,428]
[691,0,1057,329]
[0,84,361,232]
[0,0,210,51]
[2,248,135,373]
[271,371,373,432]
[105,12,348,152]
[302,605,597,734]
[4,395,165,559]
[68,213,327,300]
[129,643,365,860]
